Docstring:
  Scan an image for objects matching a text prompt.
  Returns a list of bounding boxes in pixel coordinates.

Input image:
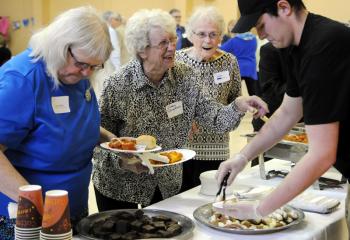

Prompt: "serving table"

[146,159,349,240]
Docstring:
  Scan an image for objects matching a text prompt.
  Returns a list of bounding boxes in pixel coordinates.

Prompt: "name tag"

[213,70,230,84]
[51,96,70,114]
[166,101,183,119]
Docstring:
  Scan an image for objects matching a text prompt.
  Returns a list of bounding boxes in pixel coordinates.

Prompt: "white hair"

[186,6,225,40]
[125,9,176,59]
[29,6,112,87]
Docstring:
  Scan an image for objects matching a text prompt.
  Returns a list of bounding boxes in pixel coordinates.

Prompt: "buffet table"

[147,159,349,240]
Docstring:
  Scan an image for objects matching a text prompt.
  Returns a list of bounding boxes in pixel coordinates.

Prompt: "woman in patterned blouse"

[176,6,243,191]
[92,9,268,211]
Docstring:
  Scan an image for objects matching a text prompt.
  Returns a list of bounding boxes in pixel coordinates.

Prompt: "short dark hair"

[265,0,306,16]
[169,8,180,15]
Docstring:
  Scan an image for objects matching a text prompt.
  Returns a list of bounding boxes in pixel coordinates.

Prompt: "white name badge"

[166,101,183,119]
[51,96,70,114]
[213,70,230,84]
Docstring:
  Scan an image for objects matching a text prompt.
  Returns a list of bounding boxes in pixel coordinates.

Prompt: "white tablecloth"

[146,159,349,240]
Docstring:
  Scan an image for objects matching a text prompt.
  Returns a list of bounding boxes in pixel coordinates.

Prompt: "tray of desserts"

[193,202,304,235]
[77,209,194,239]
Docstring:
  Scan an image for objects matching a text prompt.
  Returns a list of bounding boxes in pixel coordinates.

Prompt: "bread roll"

[136,135,157,150]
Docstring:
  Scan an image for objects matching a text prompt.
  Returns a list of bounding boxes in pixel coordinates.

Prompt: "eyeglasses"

[192,31,220,39]
[68,47,104,71]
[149,36,178,50]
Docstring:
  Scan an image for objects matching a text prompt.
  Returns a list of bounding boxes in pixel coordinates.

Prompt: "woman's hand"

[119,155,149,174]
[188,121,199,141]
[99,127,117,143]
[234,96,269,118]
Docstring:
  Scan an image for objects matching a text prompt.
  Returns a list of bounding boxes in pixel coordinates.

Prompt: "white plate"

[148,149,196,167]
[100,137,162,154]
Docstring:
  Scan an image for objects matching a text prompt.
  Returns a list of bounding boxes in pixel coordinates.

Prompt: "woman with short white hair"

[176,6,242,191]
[92,8,267,211]
[0,6,114,237]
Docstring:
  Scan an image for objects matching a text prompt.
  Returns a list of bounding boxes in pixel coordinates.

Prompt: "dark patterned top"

[175,50,241,161]
[92,59,244,206]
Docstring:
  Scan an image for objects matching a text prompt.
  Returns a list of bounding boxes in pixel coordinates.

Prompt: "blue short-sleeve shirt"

[0,49,100,218]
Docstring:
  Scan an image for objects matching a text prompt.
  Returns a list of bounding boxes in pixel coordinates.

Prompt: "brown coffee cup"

[41,190,71,235]
[16,185,44,228]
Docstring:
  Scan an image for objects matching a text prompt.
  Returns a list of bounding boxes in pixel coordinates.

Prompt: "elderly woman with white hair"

[0,6,114,236]
[92,9,268,211]
[175,6,242,191]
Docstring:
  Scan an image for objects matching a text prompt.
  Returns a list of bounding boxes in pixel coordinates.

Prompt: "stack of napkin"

[289,193,340,214]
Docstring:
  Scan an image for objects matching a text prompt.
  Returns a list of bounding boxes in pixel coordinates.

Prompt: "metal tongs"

[215,172,230,202]
[267,169,345,190]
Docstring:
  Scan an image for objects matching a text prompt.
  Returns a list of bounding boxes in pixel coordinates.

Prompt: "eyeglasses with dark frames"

[149,36,178,50]
[192,31,220,39]
[68,47,104,71]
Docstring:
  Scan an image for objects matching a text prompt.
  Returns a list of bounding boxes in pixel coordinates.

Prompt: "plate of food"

[148,149,196,167]
[100,135,162,153]
[193,202,304,235]
[76,209,194,239]
[283,133,308,144]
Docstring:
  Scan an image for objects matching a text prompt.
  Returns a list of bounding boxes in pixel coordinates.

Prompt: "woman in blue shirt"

[0,6,114,238]
[221,31,258,96]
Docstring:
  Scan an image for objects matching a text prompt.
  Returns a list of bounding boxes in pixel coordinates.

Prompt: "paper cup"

[41,190,71,235]
[16,185,44,229]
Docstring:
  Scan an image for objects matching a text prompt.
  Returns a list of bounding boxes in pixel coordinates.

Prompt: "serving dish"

[193,203,305,235]
[77,209,194,239]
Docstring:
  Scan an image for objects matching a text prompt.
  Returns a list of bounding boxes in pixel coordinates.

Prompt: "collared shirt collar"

[132,59,177,90]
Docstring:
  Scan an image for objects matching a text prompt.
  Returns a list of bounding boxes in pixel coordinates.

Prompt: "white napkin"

[7,202,18,219]
[289,193,340,213]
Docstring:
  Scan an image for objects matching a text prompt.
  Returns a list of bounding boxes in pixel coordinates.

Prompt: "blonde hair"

[29,6,112,87]
[125,9,176,59]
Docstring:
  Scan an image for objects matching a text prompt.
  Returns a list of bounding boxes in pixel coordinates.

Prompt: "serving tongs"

[215,172,230,202]
[136,152,169,174]
[267,169,345,189]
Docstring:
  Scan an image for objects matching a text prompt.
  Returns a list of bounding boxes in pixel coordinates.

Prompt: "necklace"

[85,84,92,102]
[186,48,223,62]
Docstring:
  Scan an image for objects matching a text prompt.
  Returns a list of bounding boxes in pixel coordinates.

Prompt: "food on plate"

[88,209,182,239]
[136,135,157,150]
[150,151,183,165]
[108,138,137,150]
[210,200,299,230]
[283,133,308,143]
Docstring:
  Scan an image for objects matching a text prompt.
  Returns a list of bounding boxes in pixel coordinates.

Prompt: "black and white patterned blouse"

[175,50,242,161]
[92,59,244,206]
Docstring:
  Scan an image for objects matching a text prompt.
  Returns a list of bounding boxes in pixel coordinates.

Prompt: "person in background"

[0,46,11,66]
[0,6,114,237]
[116,15,132,66]
[251,42,288,166]
[92,9,268,212]
[252,42,287,132]
[176,6,241,191]
[220,24,258,96]
[169,8,192,50]
[0,34,11,67]
[102,11,123,71]
[221,19,236,44]
[91,11,123,101]
[216,0,350,225]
